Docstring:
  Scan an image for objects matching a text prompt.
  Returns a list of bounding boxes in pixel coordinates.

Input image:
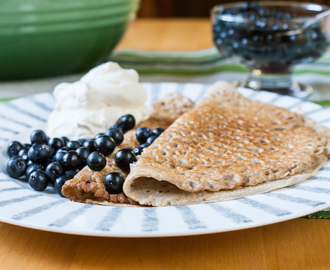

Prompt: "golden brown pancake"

[123,82,330,206]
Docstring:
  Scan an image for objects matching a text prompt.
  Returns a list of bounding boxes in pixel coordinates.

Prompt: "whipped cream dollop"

[47,62,150,139]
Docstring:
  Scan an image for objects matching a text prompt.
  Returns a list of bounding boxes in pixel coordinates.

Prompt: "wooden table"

[1,19,330,270]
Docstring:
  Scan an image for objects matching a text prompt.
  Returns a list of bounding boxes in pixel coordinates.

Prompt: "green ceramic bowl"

[0,0,138,80]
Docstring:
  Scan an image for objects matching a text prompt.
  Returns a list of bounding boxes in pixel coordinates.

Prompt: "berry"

[94,135,115,156]
[110,124,123,132]
[83,139,96,152]
[136,127,152,144]
[66,140,82,151]
[48,137,64,151]
[61,136,69,145]
[76,147,90,165]
[30,130,48,144]
[146,135,158,145]
[133,146,144,156]
[54,175,70,197]
[105,128,124,146]
[18,148,29,162]
[117,114,135,132]
[54,149,67,165]
[25,163,44,179]
[87,152,106,171]
[140,143,150,148]
[64,169,77,179]
[22,144,31,152]
[7,141,23,157]
[62,151,81,170]
[28,143,52,164]
[115,149,137,172]
[104,172,125,194]
[28,170,49,191]
[77,138,86,144]
[6,156,27,178]
[152,128,165,137]
[95,133,104,139]
[45,162,64,186]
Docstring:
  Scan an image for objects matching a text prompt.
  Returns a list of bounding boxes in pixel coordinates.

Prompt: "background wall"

[137,0,329,17]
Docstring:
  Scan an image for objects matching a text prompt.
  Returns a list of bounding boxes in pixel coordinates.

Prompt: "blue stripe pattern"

[95,207,123,231]
[0,187,23,193]
[246,90,261,100]
[286,100,306,110]
[310,176,330,181]
[0,126,19,134]
[49,204,93,227]
[26,96,53,112]
[0,113,31,128]
[238,197,291,216]
[268,95,283,105]
[175,83,185,95]
[319,118,330,124]
[2,103,47,122]
[304,107,325,116]
[0,194,42,207]
[176,206,207,229]
[291,185,330,194]
[208,203,252,223]
[265,193,325,207]
[142,208,159,232]
[12,200,65,220]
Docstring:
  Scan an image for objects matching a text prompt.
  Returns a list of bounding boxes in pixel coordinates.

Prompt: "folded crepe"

[123,82,330,206]
[62,93,195,205]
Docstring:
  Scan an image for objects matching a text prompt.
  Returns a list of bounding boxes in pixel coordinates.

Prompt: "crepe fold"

[62,93,195,205]
[124,82,330,206]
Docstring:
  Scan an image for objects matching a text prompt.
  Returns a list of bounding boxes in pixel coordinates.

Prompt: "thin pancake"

[124,82,330,206]
[62,93,195,205]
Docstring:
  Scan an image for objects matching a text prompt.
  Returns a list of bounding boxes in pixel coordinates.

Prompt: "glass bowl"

[211,1,330,97]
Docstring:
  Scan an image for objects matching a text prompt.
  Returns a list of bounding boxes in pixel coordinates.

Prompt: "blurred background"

[137,0,329,17]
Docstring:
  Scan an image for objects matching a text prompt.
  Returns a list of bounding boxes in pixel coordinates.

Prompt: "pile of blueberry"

[212,2,329,68]
[6,114,164,198]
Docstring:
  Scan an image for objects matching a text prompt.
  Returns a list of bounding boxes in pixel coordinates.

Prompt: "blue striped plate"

[0,82,330,237]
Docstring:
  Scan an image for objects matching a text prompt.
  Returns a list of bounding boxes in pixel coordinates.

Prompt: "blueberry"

[136,127,152,144]
[54,149,67,165]
[22,144,31,152]
[28,143,52,164]
[115,149,137,172]
[104,172,125,194]
[152,128,165,137]
[140,142,150,148]
[77,138,86,144]
[18,148,29,159]
[133,146,144,156]
[48,137,64,151]
[105,128,124,146]
[61,136,69,145]
[28,170,49,191]
[64,169,77,179]
[76,147,90,165]
[62,151,81,170]
[30,130,48,144]
[6,156,27,178]
[25,163,44,179]
[45,162,63,186]
[66,140,82,151]
[95,133,104,139]
[110,124,123,132]
[7,141,23,157]
[146,135,158,145]
[87,152,106,171]
[54,175,70,197]
[117,114,136,132]
[83,139,96,152]
[94,135,115,156]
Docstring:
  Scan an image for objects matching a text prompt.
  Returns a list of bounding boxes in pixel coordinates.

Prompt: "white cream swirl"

[47,62,150,139]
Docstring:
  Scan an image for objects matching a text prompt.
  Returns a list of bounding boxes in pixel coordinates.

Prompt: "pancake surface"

[124,82,330,206]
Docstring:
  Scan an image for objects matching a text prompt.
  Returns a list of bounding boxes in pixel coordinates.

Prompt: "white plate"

[0,82,330,238]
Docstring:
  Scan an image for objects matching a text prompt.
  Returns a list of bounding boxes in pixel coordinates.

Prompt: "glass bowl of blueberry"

[212,1,330,97]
